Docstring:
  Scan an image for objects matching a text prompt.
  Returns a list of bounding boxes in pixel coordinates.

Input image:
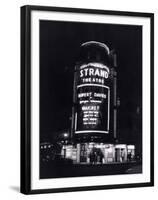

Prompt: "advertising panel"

[75,63,110,134]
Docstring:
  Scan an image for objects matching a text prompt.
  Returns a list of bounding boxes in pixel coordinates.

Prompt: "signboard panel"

[75,63,110,134]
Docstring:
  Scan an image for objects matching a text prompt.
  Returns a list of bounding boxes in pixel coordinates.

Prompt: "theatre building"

[61,41,135,164]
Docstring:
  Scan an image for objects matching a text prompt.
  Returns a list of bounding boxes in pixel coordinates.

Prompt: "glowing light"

[79,62,110,71]
[63,133,68,137]
[75,130,109,134]
[80,68,109,79]
[77,83,109,89]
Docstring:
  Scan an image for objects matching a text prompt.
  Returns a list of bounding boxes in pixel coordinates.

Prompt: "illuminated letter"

[95,68,100,77]
[105,71,109,78]
[84,68,89,76]
[100,69,105,78]
[80,70,83,77]
[89,68,94,76]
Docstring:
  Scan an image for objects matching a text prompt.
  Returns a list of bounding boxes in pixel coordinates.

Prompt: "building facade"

[61,41,135,164]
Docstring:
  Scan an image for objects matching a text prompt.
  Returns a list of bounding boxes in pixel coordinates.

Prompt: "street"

[40,161,142,179]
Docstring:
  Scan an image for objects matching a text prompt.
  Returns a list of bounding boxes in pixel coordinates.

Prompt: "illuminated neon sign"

[75,62,110,134]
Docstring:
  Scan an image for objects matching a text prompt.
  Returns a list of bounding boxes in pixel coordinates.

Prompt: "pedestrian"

[127,152,132,162]
[99,151,104,164]
[89,151,93,164]
[94,151,97,164]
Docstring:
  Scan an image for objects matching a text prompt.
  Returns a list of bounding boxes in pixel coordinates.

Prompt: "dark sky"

[40,20,142,147]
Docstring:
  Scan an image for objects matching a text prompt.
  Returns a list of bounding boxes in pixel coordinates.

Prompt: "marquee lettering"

[80,68,109,79]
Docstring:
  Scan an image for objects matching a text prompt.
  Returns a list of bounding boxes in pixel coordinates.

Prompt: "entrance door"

[115,148,121,162]
[80,144,87,163]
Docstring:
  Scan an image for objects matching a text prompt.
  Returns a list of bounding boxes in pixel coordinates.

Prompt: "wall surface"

[0,0,157,199]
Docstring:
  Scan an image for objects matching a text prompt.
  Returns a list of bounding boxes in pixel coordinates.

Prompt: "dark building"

[60,41,135,164]
[72,41,117,142]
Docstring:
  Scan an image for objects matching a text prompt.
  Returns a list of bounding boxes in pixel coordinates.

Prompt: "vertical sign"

[75,63,110,134]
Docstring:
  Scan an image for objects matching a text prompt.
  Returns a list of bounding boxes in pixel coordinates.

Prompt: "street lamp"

[63,133,69,159]
[63,133,68,138]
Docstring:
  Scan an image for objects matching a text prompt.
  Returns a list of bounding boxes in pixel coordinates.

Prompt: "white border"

[31,10,151,190]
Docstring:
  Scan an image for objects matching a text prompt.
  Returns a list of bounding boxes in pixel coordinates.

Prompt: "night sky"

[40,20,142,152]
